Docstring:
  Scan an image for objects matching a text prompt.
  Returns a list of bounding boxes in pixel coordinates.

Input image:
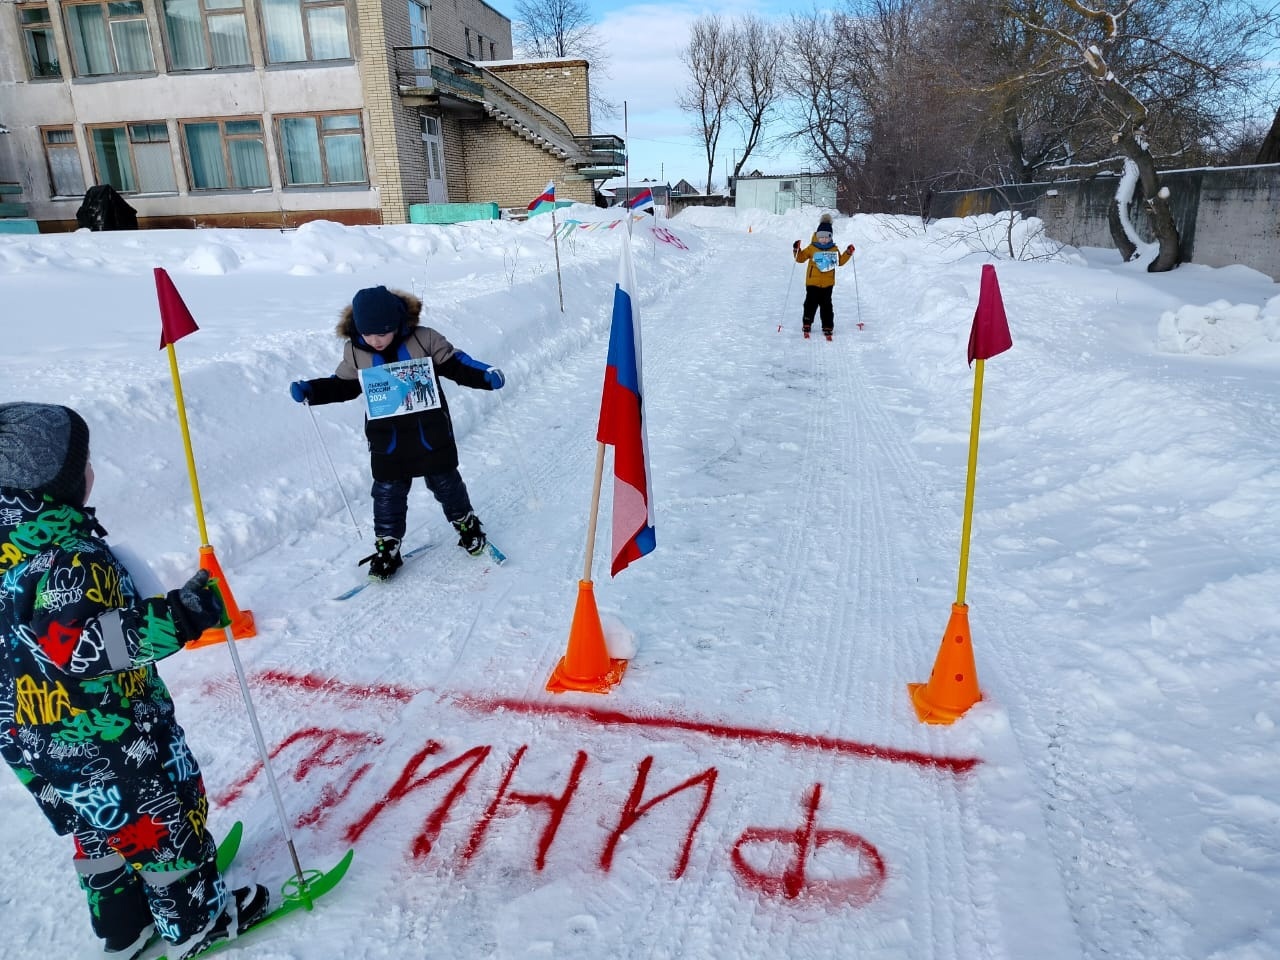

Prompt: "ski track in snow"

[8,208,1279,959]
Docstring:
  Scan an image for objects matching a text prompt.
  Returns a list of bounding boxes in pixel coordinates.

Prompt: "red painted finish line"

[234,671,979,776]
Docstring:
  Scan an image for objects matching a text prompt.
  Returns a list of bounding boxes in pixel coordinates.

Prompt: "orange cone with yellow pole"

[155,267,255,647]
[909,264,1011,724]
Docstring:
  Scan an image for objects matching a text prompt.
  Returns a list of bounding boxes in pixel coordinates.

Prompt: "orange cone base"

[908,603,982,725]
[187,610,256,649]
[907,680,980,725]
[546,655,628,694]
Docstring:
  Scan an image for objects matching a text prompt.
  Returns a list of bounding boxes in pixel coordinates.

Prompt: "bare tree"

[779,9,866,203]
[727,16,787,182]
[513,0,603,59]
[678,15,741,194]
[998,0,1280,272]
[512,0,615,123]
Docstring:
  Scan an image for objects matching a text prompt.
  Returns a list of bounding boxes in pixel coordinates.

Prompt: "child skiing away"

[0,402,269,960]
[289,285,506,578]
[793,213,855,340]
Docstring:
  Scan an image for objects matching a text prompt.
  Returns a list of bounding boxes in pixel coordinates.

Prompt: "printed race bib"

[359,357,441,419]
[812,250,839,272]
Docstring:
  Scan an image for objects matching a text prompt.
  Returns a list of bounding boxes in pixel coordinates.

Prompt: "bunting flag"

[528,180,556,215]
[628,187,655,212]
[155,267,200,348]
[597,234,656,576]
[967,264,1013,365]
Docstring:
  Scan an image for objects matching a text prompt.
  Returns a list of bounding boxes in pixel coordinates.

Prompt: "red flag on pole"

[155,267,200,348]
[967,264,1012,366]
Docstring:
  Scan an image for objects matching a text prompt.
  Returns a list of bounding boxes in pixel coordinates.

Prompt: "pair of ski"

[803,330,833,341]
[334,538,507,601]
[145,822,353,959]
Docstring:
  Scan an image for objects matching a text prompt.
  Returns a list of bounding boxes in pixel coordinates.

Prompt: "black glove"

[792,240,801,253]
[167,569,225,641]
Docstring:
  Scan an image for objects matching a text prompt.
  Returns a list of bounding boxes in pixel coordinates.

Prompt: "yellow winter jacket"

[794,234,853,287]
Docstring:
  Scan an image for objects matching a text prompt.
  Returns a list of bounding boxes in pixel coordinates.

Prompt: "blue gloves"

[484,367,505,390]
[290,380,312,403]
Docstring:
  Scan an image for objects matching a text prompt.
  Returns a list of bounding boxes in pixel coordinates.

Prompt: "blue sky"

[588,1,817,192]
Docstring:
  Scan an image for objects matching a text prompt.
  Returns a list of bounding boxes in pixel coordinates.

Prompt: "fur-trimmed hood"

[335,289,423,340]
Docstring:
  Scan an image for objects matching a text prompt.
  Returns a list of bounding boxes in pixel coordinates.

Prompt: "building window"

[64,0,155,76]
[19,4,61,78]
[277,113,367,185]
[163,0,251,69]
[261,0,350,63]
[489,41,495,59]
[89,123,178,193]
[42,127,86,197]
[464,27,471,57]
[182,118,270,189]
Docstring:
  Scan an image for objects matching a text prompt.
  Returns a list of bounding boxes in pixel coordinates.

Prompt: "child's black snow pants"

[802,285,835,334]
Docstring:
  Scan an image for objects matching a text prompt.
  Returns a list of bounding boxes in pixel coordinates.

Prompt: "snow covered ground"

[1,204,1277,960]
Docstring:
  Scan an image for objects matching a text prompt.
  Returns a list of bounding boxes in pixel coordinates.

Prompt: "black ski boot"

[452,513,486,556]
[358,537,403,580]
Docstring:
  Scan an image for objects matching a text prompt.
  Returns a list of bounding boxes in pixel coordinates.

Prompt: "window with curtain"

[42,127,85,198]
[19,5,61,78]
[64,1,156,76]
[262,0,350,63]
[278,112,367,186]
[89,123,178,193]
[162,0,250,70]
[182,118,270,190]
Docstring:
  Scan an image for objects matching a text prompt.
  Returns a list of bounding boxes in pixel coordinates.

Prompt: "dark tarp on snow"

[76,184,138,231]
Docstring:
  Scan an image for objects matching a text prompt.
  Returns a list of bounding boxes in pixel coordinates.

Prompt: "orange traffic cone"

[187,545,256,648]
[908,603,981,724]
[546,580,627,694]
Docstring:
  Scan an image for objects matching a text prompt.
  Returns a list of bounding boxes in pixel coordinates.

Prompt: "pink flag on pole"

[155,267,200,348]
[596,234,656,576]
[967,264,1013,366]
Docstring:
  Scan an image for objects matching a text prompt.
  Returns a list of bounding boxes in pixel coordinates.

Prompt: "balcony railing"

[392,46,484,100]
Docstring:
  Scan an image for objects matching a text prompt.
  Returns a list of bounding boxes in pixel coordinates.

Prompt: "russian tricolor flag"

[597,234,655,576]
[528,180,556,213]
[628,187,655,211]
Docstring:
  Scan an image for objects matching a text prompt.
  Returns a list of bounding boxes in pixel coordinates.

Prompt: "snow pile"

[1157,295,1280,356]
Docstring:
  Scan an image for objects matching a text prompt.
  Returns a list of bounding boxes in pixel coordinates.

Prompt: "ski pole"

[851,254,864,329]
[304,402,362,539]
[779,258,799,333]
[216,616,313,900]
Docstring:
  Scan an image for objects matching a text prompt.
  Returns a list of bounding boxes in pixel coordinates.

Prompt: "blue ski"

[334,543,433,601]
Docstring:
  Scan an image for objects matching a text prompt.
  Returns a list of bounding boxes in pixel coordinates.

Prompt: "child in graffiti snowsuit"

[289,285,506,579]
[0,402,269,960]
[793,212,855,340]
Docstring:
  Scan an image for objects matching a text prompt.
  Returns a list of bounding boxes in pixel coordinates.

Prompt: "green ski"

[154,849,355,959]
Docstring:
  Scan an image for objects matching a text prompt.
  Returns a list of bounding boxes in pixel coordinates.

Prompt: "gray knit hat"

[0,402,91,505]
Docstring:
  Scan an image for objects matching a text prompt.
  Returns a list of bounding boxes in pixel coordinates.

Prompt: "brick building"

[0,0,624,229]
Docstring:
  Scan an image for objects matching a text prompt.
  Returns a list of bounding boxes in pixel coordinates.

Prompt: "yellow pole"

[956,357,985,606]
[165,343,210,546]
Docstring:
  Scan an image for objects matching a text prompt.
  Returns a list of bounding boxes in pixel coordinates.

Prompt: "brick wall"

[458,119,592,207]
[431,0,513,62]
[488,61,591,135]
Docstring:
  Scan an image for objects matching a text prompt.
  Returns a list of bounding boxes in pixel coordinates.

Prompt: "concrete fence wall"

[930,164,1280,280]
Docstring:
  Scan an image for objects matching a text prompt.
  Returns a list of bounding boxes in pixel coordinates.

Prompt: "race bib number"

[813,250,839,272]
[359,357,441,419]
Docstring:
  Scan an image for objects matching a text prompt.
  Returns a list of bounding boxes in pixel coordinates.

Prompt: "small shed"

[734,173,837,214]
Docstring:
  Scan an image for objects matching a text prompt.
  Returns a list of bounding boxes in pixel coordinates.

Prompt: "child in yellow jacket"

[792,213,854,340]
